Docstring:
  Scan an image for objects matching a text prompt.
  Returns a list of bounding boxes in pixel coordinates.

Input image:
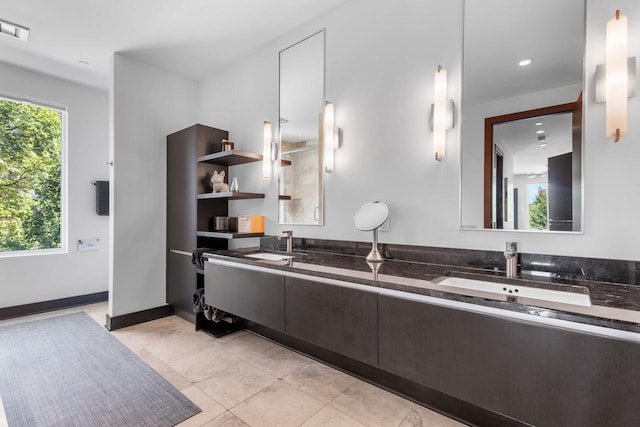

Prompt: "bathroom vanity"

[203,241,640,427]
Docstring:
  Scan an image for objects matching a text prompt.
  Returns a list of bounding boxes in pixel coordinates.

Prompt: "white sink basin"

[434,276,591,307]
[244,252,294,263]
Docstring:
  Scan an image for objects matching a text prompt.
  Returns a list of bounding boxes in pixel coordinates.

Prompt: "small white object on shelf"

[230,177,239,192]
[211,170,229,192]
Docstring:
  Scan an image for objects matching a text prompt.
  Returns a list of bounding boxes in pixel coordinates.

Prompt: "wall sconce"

[323,101,340,174]
[430,66,454,161]
[263,121,273,181]
[595,10,636,143]
[607,9,628,142]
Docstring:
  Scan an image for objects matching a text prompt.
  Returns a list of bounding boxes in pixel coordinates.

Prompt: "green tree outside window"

[529,189,548,230]
[0,98,62,252]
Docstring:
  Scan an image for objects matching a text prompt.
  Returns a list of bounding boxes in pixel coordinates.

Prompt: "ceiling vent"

[0,19,30,41]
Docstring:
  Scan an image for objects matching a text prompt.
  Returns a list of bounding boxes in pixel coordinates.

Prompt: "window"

[0,96,65,255]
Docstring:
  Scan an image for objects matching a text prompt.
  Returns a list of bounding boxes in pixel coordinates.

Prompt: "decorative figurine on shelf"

[211,170,229,193]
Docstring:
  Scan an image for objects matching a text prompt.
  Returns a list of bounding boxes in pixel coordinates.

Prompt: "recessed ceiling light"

[539,142,548,147]
[536,130,544,134]
[518,59,532,67]
[528,174,537,179]
[0,18,29,41]
[535,122,543,126]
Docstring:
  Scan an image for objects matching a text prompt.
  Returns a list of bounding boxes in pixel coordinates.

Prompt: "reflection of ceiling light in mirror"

[518,59,532,67]
[538,135,547,147]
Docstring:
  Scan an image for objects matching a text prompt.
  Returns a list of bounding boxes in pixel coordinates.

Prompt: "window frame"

[0,93,68,258]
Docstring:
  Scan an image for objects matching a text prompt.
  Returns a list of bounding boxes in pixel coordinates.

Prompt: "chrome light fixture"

[323,101,339,173]
[0,19,29,41]
[263,121,272,180]
[606,9,628,142]
[430,66,454,161]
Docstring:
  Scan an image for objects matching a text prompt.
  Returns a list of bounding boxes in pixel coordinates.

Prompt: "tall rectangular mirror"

[278,30,325,225]
[460,0,585,232]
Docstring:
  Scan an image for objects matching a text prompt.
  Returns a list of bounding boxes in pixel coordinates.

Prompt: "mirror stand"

[366,228,384,262]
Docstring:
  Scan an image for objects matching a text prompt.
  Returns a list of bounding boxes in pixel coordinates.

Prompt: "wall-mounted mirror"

[279,30,325,225]
[460,0,585,232]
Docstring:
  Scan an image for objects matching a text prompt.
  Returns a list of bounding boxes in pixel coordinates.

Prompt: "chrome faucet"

[278,230,293,253]
[504,241,518,277]
[504,241,518,278]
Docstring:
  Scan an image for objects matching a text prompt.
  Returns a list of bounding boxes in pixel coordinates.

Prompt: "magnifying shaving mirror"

[354,201,389,263]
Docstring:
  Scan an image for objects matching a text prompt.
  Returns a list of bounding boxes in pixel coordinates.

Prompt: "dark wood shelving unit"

[197,150,263,166]
[196,231,264,239]
[167,124,265,332]
[279,195,292,200]
[197,192,265,200]
[280,159,292,166]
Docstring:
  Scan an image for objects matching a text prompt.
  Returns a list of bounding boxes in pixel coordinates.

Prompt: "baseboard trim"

[173,307,196,324]
[105,305,174,331]
[0,291,108,321]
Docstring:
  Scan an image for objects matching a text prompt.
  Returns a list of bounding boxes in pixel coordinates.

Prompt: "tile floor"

[0,302,466,427]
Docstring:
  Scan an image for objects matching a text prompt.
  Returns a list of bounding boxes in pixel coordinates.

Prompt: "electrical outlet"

[77,238,100,252]
[379,216,390,232]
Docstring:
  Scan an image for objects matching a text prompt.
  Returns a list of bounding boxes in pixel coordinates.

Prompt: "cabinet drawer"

[205,261,285,331]
[285,276,378,365]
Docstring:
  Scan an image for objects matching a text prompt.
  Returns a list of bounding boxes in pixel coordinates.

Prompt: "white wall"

[110,53,198,317]
[198,0,640,261]
[0,61,109,308]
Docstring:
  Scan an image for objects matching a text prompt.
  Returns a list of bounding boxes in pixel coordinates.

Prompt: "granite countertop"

[203,247,640,333]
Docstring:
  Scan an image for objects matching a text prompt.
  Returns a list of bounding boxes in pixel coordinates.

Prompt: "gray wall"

[198,0,640,261]
[0,61,109,308]
[110,53,198,317]
[108,0,640,317]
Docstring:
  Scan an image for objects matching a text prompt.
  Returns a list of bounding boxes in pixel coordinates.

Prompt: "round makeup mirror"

[354,201,388,263]
[354,201,389,231]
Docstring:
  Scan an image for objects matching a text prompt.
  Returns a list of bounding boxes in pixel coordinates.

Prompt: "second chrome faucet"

[278,230,293,253]
[504,241,518,278]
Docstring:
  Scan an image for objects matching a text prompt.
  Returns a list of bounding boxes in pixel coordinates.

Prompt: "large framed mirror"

[460,0,585,232]
[278,30,325,225]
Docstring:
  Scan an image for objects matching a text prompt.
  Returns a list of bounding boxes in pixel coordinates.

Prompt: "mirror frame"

[483,95,583,230]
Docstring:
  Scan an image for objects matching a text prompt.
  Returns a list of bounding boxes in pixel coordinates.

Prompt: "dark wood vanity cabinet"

[204,262,284,331]
[285,277,378,365]
[378,293,640,427]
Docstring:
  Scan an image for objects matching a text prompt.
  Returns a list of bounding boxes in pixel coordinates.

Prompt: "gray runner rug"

[0,312,200,426]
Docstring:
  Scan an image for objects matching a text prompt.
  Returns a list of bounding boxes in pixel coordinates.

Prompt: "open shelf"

[197,150,263,166]
[197,231,264,239]
[279,195,292,200]
[280,159,292,166]
[197,192,265,200]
